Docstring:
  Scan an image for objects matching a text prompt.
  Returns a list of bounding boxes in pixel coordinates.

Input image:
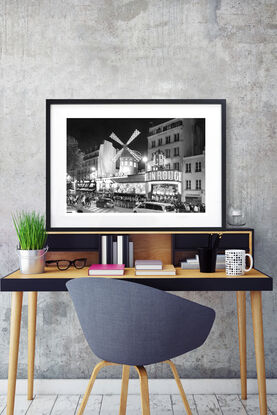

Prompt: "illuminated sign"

[145,170,182,182]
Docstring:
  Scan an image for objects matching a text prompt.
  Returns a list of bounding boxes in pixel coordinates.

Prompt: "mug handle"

[245,253,253,272]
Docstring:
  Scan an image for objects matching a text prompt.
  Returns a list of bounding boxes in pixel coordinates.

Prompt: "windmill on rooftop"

[109,129,142,176]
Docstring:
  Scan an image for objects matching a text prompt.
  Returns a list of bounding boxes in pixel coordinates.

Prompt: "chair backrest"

[66,278,215,366]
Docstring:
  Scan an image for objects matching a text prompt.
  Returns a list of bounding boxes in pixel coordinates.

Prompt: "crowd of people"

[67,190,205,213]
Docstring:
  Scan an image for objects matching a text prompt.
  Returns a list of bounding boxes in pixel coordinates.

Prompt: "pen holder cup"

[197,248,217,273]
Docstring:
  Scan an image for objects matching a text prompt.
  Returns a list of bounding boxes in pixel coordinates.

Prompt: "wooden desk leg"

[28,292,37,400]
[119,365,130,415]
[7,292,23,415]
[251,291,267,415]
[236,291,247,400]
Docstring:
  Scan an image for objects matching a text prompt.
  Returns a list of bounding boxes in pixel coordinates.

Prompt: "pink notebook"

[88,264,125,276]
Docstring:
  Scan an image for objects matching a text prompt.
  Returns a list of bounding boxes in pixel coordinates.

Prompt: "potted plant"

[13,211,48,274]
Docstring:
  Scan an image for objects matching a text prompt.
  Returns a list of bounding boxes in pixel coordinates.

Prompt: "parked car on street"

[96,198,114,208]
[133,202,176,213]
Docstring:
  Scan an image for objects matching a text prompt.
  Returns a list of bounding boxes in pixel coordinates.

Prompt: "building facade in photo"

[146,118,205,202]
[147,118,205,170]
[182,153,205,204]
[76,146,99,180]
[98,140,116,178]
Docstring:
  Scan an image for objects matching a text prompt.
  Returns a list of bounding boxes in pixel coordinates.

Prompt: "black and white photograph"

[47,100,224,230]
[66,118,205,215]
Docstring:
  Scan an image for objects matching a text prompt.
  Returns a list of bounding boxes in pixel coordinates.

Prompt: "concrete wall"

[0,0,276,379]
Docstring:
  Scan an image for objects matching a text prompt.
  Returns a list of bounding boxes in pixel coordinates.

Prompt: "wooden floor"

[1,394,277,414]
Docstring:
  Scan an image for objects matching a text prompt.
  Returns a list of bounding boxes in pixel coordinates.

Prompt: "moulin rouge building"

[73,118,205,204]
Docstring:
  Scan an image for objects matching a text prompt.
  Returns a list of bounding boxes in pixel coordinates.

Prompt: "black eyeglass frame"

[45,258,87,271]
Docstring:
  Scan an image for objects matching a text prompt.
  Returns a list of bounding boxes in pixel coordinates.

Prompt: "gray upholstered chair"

[66,278,215,415]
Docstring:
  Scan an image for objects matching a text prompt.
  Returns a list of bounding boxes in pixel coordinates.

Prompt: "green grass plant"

[12,211,47,250]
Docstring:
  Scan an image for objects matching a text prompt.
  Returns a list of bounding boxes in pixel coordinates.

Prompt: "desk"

[1,267,273,415]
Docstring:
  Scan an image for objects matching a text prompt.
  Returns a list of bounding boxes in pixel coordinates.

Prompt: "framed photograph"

[46,99,226,231]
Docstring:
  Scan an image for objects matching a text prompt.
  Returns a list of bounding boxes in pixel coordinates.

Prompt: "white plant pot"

[17,247,48,274]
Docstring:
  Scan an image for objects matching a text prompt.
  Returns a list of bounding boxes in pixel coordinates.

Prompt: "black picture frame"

[46,99,226,232]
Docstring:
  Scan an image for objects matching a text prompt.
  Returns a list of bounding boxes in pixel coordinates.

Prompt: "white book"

[128,242,134,267]
[181,262,225,269]
[89,269,124,275]
[117,235,123,265]
[101,236,107,265]
[187,257,198,263]
[135,265,175,276]
[181,262,199,269]
[113,242,118,264]
[216,263,225,269]
[135,260,163,270]
[89,264,125,275]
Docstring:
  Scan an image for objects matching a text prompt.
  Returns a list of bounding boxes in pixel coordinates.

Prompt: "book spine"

[98,235,102,264]
[128,241,134,267]
[101,235,107,264]
[123,235,129,266]
[113,242,118,264]
[117,235,123,264]
[107,235,113,264]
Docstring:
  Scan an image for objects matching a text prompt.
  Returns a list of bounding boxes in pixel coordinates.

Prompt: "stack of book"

[181,254,225,269]
[100,235,134,267]
[135,260,176,276]
[215,254,225,269]
[88,264,125,276]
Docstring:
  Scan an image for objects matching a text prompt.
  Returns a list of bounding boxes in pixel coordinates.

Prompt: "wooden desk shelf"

[45,229,254,269]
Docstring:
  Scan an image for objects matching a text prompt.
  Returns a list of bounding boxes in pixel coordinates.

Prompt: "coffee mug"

[225,249,253,276]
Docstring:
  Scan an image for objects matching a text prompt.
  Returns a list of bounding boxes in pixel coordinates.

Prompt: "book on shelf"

[123,235,129,266]
[88,264,125,276]
[180,262,199,269]
[100,235,107,264]
[112,241,117,264]
[100,235,114,264]
[135,260,163,270]
[186,254,225,264]
[117,235,123,264]
[135,264,176,276]
[128,241,134,268]
[186,257,198,264]
[216,263,225,269]
[99,235,133,267]
[181,257,225,270]
[106,235,113,264]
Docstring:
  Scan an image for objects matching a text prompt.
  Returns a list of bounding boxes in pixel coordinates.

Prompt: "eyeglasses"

[45,258,87,271]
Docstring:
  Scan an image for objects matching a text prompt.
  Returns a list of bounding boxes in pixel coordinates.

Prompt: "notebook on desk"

[88,264,125,276]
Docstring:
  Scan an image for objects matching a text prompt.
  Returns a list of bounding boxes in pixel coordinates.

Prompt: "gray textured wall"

[0,0,276,380]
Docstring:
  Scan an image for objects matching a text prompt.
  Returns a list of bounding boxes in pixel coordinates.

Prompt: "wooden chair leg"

[165,360,192,415]
[28,292,37,400]
[119,365,130,415]
[77,361,118,415]
[135,366,150,415]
